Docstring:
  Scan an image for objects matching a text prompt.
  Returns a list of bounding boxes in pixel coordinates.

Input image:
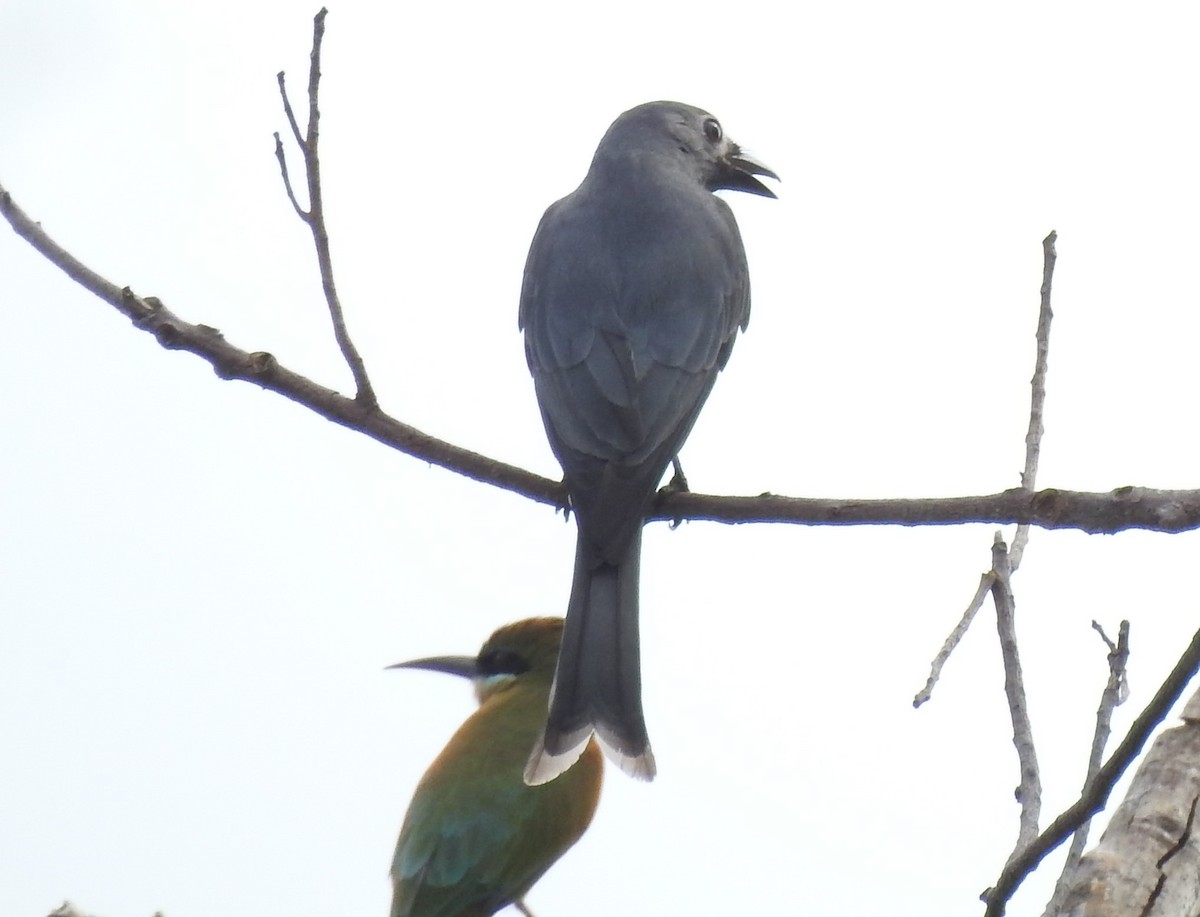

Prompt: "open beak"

[387,655,477,679]
[723,146,780,198]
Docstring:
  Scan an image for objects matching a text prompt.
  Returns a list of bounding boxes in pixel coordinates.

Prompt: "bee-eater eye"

[478,648,531,677]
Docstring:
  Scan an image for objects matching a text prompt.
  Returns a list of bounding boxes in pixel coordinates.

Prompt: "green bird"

[389,618,604,917]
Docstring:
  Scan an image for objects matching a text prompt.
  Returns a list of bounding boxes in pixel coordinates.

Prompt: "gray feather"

[520,101,775,782]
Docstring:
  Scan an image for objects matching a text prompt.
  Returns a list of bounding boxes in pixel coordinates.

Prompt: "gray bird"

[519,101,777,785]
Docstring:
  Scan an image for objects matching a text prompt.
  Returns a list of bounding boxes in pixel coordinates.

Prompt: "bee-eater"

[388,617,603,917]
[520,101,777,784]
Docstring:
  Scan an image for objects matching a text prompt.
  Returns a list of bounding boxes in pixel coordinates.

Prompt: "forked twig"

[1039,620,1130,915]
[8,182,1200,532]
[917,231,1058,704]
[272,8,377,408]
[984,624,1200,915]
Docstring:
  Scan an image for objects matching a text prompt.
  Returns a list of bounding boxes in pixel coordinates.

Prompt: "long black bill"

[387,655,477,679]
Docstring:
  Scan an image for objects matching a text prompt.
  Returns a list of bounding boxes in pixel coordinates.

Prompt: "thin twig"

[1010,230,1057,570]
[913,572,994,707]
[6,186,1200,532]
[1040,620,1131,916]
[272,131,308,219]
[984,624,1200,915]
[992,534,1042,862]
[278,58,306,151]
[274,8,377,407]
[918,232,1059,702]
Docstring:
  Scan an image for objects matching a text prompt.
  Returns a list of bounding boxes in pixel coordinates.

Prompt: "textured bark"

[1053,689,1200,916]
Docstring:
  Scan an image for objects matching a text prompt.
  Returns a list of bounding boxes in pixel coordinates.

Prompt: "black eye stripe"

[477,648,531,677]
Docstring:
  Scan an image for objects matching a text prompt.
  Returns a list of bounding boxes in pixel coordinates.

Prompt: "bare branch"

[277,70,306,152]
[274,8,377,408]
[1092,619,1119,654]
[993,534,1042,862]
[0,183,549,500]
[1040,620,1131,916]
[304,9,325,148]
[272,130,309,220]
[6,185,1200,533]
[913,572,993,707]
[919,232,1059,703]
[970,245,1055,875]
[1010,230,1056,570]
[654,487,1200,532]
[983,624,1200,915]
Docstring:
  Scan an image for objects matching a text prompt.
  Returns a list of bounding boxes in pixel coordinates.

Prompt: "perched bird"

[388,617,603,917]
[520,101,777,784]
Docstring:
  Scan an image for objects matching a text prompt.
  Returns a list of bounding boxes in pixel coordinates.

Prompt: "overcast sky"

[5,2,1200,915]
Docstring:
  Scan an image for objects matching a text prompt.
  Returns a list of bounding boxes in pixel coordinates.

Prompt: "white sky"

[4,2,1200,915]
